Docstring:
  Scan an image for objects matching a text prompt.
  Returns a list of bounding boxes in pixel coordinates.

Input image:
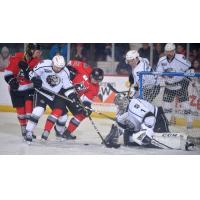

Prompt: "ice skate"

[62,130,76,140]
[185,141,195,151]
[32,134,37,139]
[25,132,33,145]
[41,130,49,141]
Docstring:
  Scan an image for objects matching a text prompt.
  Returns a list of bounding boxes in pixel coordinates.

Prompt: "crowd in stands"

[0,43,200,74]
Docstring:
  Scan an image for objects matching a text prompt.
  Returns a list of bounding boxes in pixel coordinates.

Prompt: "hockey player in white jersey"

[156,43,192,128]
[104,93,194,150]
[125,50,160,102]
[25,55,79,142]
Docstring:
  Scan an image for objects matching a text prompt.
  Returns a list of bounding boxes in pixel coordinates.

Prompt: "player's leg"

[62,113,86,140]
[54,114,68,138]
[162,88,176,125]
[25,92,46,142]
[10,90,27,137]
[24,89,36,138]
[61,98,89,140]
[41,96,67,140]
[178,79,192,129]
[24,89,34,120]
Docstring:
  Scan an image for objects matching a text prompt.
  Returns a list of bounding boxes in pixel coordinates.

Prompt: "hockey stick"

[86,107,116,121]
[127,83,133,101]
[35,87,74,103]
[107,83,129,94]
[87,115,115,148]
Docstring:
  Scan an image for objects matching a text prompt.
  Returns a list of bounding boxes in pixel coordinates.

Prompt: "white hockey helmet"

[52,55,66,69]
[125,50,139,64]
[164,43,176,52]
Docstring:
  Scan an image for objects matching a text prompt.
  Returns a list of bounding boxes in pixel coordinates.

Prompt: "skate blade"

[40,138,48,144]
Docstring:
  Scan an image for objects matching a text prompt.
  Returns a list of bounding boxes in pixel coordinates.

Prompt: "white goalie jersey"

[29,60,73,100]
[117,98,157,133]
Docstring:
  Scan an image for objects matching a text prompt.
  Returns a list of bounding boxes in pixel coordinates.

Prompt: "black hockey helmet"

[91,68,104,82]
[25,43,41,57]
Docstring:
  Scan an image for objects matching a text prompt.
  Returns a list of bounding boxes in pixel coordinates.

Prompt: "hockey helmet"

[25,43,40,57]
[125,50,139,64]
[91,68,104,82]
[164,43,176,52]
[52,55,66,69]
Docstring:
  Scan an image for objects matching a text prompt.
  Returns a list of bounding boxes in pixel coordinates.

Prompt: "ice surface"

[0,112,199,155]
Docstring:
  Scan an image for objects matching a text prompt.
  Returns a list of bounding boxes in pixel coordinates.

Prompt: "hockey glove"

[31,77,42,89]
[18,61,31,80]
[129,74,134,85]
[134,84,139,91]
[74,83,85,92]
[82,101,92,117]
[66,65,77,80]
[9,78,19,90]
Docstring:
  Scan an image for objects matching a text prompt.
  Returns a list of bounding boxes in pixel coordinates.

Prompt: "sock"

[66,113,85,134]
[44,109,63,132]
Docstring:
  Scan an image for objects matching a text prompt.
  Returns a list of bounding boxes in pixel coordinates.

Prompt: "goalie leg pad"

[104,124,119,144]
[154,107,169,133]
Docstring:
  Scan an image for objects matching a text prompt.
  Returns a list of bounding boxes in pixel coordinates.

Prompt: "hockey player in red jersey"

[4,44,41,138]
[55,60,104,139]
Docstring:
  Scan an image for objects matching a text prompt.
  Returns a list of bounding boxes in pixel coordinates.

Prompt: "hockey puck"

[84,143,89,146]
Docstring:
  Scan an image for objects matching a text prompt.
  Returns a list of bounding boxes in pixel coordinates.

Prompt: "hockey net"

[138,71,200,141]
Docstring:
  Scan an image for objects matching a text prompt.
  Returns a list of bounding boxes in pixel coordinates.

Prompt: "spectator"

[95,44,106,61]
[138,43,150,61]
[176,44,186,56]
[192,59,200,72]
[189,49,198,63]
[0,46,10,71]
[153,43,164,68]
[116,55,132,75]
[49,44,68,59]
[105,43,112,61]
[71,43,88,62]
[115,43,130,62]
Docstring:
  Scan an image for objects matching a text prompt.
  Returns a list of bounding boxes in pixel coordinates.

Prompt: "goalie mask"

[114,94,129,112]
